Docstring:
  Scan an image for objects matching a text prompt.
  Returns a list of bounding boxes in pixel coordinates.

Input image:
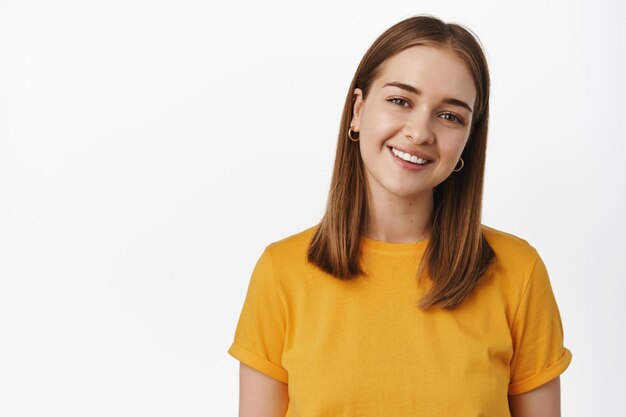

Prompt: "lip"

[387,145,434,162]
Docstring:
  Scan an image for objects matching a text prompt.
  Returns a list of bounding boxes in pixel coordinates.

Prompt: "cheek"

[437,139,467,162]
[362,112,403,140]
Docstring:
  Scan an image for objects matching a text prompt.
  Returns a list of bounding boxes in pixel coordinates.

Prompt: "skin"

[508,377,562,417]
[350,44,476,243]
[239,362,288,417]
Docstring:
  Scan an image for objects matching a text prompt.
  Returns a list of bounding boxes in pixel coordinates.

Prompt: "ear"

[350,88,364,131]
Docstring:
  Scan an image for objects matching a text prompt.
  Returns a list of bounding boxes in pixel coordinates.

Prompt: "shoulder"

[480,224,548,316]
[266,224,318,253]
[481,224,538,258]
[262,224,320,272]
[480,224,540,274]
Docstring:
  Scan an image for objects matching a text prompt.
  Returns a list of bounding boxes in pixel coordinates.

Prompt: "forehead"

[374,45,476,104]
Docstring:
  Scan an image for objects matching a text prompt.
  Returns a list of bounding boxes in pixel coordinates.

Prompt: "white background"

[1,0,624,416]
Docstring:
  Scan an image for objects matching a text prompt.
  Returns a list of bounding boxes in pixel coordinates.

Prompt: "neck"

[363,188,433,243]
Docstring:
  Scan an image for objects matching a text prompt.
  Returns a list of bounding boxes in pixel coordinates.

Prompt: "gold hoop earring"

[453,157,464,172]
[348,127,359,142]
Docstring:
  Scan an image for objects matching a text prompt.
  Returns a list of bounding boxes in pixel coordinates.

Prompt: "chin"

[387,185,431,199]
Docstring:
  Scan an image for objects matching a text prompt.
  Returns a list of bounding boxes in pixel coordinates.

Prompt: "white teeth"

[391,147,429,165]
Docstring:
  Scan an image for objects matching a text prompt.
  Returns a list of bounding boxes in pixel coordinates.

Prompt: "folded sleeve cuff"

[508,347,572,395]
[228,342,289,384]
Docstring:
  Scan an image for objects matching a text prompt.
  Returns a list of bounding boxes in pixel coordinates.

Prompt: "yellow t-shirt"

[227,224,572,416]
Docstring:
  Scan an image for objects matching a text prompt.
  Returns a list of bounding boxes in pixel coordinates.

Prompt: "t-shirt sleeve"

[227,245,288,384]
[508,249,573,395]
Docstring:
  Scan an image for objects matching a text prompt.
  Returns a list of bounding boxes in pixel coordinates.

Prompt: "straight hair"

[307,14,496,311]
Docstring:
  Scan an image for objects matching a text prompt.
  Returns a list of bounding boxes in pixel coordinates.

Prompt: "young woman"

[228,14,572,417]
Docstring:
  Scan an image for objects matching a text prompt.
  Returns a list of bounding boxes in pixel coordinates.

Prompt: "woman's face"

[351,45,477,201]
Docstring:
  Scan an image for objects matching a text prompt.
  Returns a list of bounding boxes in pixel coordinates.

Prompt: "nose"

[403,108,435,145]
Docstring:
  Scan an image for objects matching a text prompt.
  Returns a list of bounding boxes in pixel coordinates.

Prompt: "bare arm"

[508,376,561,417]
[239,362,289,417]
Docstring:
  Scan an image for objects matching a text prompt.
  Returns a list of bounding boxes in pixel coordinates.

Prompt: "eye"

[387,97,411,108]
[441,112,464,125]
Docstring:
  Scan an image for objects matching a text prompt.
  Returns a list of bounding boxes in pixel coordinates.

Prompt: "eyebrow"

[383,81,473,113]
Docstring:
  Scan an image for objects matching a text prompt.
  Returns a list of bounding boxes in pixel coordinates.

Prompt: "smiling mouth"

[387,146,433,165]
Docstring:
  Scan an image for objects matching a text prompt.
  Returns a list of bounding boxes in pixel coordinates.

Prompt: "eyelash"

[387,97,465,126]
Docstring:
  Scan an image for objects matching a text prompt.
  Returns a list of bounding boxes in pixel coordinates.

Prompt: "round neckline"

[360,234,429,255]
